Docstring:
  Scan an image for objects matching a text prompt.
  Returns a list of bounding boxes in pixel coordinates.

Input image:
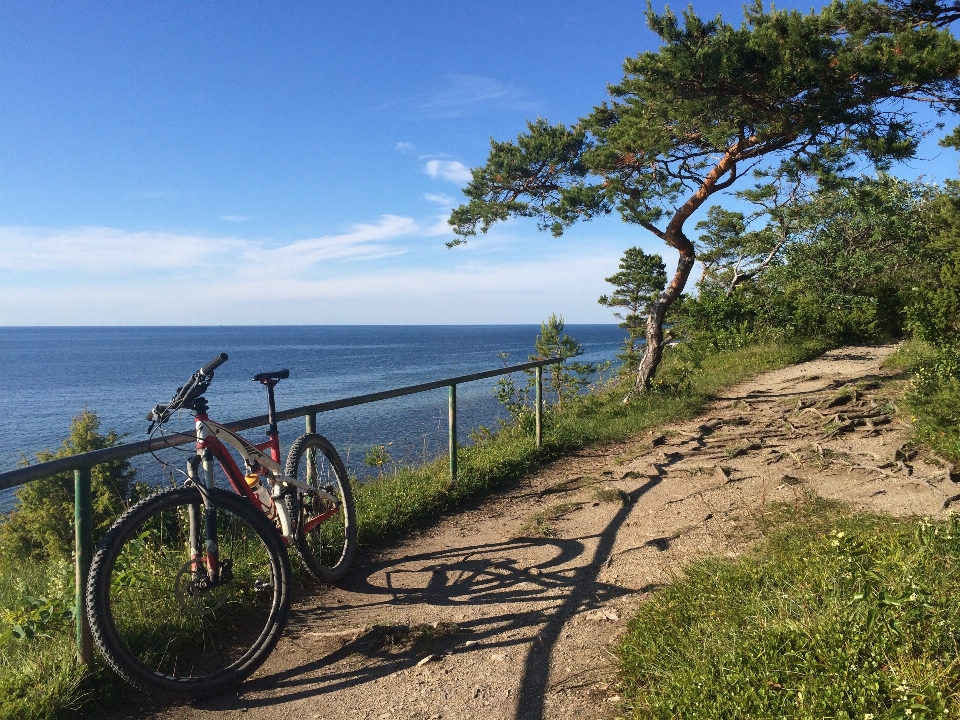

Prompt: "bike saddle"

[252,369,290,382]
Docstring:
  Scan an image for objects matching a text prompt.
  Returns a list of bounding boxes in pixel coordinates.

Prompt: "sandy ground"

[111,345,959,720]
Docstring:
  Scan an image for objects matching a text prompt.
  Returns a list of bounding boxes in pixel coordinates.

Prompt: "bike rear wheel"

[285,433,357,583]
[86,486,291,697]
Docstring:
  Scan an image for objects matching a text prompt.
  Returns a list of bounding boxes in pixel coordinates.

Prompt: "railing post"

[74,465,93,665]
[536,365,543,449]
[305,412,317,482]
[448,384,457,481]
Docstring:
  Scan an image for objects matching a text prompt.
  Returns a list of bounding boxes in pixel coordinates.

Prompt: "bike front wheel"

[86,486,291,697]
[285,433,357,583]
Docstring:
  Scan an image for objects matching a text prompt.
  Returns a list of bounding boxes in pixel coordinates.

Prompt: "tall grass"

[618,499,960,719]
[0,339,829,719]
[887,340,960,463]
[0,558,88,720]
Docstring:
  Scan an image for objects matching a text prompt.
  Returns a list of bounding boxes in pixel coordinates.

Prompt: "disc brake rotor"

[173,561,230,616]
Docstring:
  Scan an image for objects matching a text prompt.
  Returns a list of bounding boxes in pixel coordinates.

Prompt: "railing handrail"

[0,357,562,491]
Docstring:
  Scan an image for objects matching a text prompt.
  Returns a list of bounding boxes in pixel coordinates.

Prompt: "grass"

[886,339,960,463]
[0,338,830,719]
[0,559,90,720]
[593,486,626,503]
[617,499,960,719]
[518,502,584,538]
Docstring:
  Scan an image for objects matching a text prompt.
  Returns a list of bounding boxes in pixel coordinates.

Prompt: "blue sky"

[2,1,957,325]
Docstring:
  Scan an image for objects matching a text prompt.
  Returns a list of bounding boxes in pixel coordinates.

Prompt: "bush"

[0,410,135,566]
[899,343,960,462]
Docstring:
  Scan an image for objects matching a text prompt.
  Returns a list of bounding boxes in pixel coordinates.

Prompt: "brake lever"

[146,369,212,434]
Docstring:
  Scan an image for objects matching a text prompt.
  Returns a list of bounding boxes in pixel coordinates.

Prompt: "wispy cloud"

[394,141,415,152]
[1,248,625,325]
[255,215,417,270]
[218,215,255,222]
[424,193,455,207]
[381,74,536,120]
[0,217,658,325]
[424,160,472,184]
[0,215,442,279]
[418,74,534,118]
[0,226,246,271]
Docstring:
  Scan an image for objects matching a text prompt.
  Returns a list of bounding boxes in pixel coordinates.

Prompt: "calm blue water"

[0,326,626,507]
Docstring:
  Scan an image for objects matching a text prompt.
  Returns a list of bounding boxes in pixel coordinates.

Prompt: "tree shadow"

[191,475,663,716]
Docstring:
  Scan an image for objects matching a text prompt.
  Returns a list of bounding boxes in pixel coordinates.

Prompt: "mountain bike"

[85,353,357,697]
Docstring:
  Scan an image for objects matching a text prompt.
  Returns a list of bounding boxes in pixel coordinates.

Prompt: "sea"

[0,325,627,510]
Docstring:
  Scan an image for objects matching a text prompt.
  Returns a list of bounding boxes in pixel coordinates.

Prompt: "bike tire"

[86,486,291,698]
[284,433,357,583]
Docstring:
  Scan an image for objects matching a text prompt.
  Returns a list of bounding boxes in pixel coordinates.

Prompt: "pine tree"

[449,1,960,396]
[532,314,593,407]
[598,247,666,373]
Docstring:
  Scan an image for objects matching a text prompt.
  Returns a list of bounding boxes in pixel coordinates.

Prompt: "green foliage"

[0,557,92,720]
[451,2,960,242]
[906,180,960,345]
[618,502,960,718]
[894,341,960,462]
[0,410,135,566]
[769,174,939,343]
[363,443,396,478]
[449,0,960,385]
[694,206,750,290]
[598,247,666,372]
[675,174,941,349]
[494,351,535,424]
[494,317,596,419]
[0,595,74,645]
[533,314,594,408]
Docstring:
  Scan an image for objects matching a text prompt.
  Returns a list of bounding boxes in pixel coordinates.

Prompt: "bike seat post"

[261,379,280,435]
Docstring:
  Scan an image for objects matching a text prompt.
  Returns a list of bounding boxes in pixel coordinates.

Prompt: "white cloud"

[0,217,668,325]
[424,160,472,184]
[0,226,247,271]
[0,249,625,325]
[254,215,417,272]
[218,215,255,222]
[380,74,536,120]
[394,142,415,152]
[0,215,429,278]
[424,193,455,207]
[418,75,534,118]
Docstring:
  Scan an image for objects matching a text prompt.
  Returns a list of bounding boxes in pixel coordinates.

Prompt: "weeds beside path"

[104,344,958,720]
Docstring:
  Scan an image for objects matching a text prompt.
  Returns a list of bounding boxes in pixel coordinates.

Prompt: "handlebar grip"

[201,353,228,375]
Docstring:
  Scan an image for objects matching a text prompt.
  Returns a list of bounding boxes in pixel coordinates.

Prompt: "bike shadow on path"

[193,474,662,718]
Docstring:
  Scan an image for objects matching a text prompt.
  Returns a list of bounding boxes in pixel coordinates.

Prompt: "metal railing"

[0,357,562,663]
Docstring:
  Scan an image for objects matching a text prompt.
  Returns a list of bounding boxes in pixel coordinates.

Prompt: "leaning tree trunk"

[625,145,743,400]
[628,252,696,397]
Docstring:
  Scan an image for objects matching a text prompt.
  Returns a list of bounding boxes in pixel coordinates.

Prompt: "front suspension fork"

[187,452,220,583]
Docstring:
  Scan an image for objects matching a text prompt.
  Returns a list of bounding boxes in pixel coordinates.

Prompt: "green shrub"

[0,410,135,566]
[898,342,960,463]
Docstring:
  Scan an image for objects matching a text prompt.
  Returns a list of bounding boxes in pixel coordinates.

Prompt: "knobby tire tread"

[85,486,291,698]
[284,433,357,583]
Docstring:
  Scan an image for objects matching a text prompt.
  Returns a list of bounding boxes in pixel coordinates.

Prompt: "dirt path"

[123,346,959,720]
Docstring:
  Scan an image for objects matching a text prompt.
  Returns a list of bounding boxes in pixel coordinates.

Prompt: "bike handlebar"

[202,353,229,375]
[146,353,229,426]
